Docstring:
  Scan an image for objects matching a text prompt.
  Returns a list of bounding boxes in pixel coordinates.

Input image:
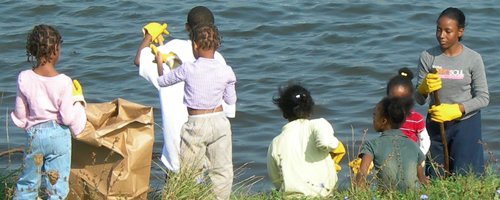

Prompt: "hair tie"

[400,72,407,77]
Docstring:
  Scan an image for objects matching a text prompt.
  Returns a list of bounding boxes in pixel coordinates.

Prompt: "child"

[387,68,430,155]
[355,97,428,191]
[133,6,235,173]
[415,7,489,176]
[11,24,87,199]
[156,23,236,200]
[267,83,340,198]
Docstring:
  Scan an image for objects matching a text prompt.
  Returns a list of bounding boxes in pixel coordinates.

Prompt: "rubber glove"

[72,79,86,107]
[348,158,373,175]
[143,22,169,45]
[329,141,346,172]
[428,103,462,122]
[417,72,442,95]
[150,44,182,69]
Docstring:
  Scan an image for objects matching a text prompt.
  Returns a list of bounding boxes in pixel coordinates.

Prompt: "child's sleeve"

[222,68,237,105]
[312,118,339,152]
[415,113,430,154]
[417,128,430,154]
[359,140,375,159]
[267,142,282,188]
[58,79,87,136]
[11,79,28,129]
[157,63,187,87]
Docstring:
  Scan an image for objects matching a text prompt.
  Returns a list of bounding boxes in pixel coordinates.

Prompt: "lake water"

[0,0,498,193]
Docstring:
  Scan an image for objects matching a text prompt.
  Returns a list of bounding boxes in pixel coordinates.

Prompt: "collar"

[381,129,406,137]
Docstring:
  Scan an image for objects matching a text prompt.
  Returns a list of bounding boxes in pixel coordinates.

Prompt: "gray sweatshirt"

[415,45,489,120]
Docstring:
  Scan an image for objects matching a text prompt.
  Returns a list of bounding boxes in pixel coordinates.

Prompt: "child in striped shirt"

[155,23,236,200]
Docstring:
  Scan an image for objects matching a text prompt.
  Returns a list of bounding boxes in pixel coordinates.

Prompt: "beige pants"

[180,112,233,200]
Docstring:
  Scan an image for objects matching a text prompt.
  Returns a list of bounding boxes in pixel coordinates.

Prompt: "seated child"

[267,83,341,197]
[355,97,428,191]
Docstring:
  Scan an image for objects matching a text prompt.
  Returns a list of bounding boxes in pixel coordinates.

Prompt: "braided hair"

[273,82,314,121]
[189,23,221,51]
[26,24,62,68]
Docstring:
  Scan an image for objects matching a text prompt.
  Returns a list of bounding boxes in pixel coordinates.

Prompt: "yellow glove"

[429,103,462,122]
[143,22,169,45]
[72,79,86,107]
[330,141,346,172]
[348,158,373,175]
[150,44,182,69]
[417,72,442,95]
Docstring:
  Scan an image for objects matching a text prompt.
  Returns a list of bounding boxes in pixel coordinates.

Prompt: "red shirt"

[400,110,425,142]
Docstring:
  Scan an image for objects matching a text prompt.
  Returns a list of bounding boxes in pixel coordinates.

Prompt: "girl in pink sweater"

[11,24,86,199]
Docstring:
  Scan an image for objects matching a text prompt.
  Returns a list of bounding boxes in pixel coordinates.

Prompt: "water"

[1,0,499,192]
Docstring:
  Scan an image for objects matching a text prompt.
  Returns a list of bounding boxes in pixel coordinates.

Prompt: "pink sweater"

[11,70,87,135]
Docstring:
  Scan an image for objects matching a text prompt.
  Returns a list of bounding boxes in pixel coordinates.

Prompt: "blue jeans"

[13,120,72,200]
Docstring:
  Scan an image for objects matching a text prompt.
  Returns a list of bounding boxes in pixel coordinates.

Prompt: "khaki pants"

[180,112,233,200]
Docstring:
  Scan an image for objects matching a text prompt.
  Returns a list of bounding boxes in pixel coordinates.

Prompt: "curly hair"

[26,24,62,67]
[189,24,220,51]
[273,82,314,121]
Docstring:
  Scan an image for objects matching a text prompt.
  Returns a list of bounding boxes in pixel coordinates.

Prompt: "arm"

[417,164,429,185]
[312,118,339,152]
[222,68,237,105]
[354,154,373,188]
[10,82,28,129]
[157,63,187,87]
[267,143,282,189]
[155,52,165,76]
[134,34,152,66]
[461,55,489,114]
[59,81,87,135]
[415,51,431,105]
[417,128,431,154]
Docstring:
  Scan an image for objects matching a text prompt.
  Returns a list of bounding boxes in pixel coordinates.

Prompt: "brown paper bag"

[68,98,154,200]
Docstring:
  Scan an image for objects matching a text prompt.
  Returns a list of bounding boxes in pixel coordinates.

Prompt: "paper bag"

[68,98,154,199]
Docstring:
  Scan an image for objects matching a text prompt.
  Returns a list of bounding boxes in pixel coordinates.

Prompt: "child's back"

[361,129,424,190]
[11,24,86,200]
[12,70,86,135]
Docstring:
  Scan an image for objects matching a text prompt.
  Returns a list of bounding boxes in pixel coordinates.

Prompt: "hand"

[428,103,462,122]
[417,72,442,95]
[329,141,346,172]
[72,79,86,107]
[143,22,169,45]
[348,158,373,175]
[150,44,182,69]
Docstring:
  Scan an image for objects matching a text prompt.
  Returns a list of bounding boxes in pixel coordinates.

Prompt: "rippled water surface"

[1,1,499,192]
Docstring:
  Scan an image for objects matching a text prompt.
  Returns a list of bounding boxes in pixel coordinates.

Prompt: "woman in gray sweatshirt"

[415,7,489,176]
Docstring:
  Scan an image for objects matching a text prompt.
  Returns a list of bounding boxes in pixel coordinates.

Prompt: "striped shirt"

[400,110,425,142]
[158,57,237,109]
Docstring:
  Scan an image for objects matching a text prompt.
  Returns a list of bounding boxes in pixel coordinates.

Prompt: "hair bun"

[398,67,414,80]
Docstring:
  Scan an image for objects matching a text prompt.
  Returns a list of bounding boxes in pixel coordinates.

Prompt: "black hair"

[386,67,415,116]
[378,97,412,129]
[386,67,414,96]
[186,6,215,30]
[438,7,466,41]
[190,24,220,51]
[273,82,314,121]
[26,24,62,68]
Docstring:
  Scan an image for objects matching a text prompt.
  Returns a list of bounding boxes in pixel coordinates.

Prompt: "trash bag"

[68,98,154,199]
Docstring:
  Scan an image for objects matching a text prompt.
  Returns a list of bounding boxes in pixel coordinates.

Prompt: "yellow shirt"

[267,118,339,197]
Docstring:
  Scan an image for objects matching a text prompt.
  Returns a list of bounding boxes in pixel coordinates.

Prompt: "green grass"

[143,166,498,200]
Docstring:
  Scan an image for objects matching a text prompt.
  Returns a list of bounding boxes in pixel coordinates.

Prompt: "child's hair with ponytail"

[273,82,314,121]
[26,24,62,67]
